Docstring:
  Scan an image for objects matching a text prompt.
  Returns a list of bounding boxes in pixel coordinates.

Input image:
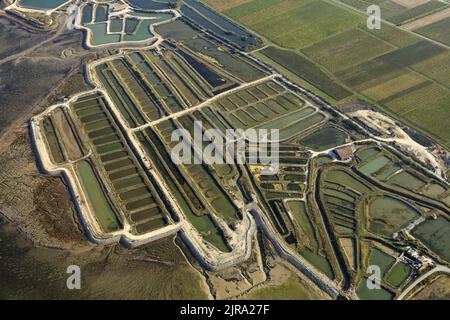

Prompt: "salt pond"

[18,0,69,10]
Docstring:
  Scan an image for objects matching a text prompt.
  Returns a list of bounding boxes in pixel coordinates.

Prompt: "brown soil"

[0,133,87,249]
[411,274,450,300]
[402,7,450,31]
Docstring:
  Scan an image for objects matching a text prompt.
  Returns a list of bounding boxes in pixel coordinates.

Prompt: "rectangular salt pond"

[412,216,450,262]
[18,0,69,10]
[76,161,120,233]
[86,23,121,45]
[359,155,392,175]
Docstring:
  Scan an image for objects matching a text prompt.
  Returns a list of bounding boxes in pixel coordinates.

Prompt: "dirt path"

[349,109,445,176]
[0,14,67,65]
[331,0,450,50]
[0,64,83,153]
[391,0,429,9]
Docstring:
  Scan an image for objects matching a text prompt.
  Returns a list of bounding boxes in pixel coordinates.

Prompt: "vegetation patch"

[385,262,411,287]
[411,216,450,262]
[367,196,419,237]
[260,47,352,101]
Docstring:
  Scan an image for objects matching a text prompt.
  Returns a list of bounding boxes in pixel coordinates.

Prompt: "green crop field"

[216,0,364,49]
[383,83,450,144]
[260,47,352,100]
[416,16,450,46]
[385,262,411,288]
[204,0,450,147]
[301,28,395,73]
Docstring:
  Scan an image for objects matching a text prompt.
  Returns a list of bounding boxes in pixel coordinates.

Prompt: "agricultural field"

[204,0,450,147]
[338,0,449,25]
[210,0,364,49]
[415,16,450,45]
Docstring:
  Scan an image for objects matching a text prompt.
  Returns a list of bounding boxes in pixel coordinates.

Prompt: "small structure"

[109,3,128,13]
[405,247,434,271]
[333,146,354,161]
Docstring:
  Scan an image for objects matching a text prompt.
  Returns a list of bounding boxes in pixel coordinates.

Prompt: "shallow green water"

[123,20,154,42]
[355,146,380,161]
[387,171,426,191]
[368,248,395,276]
[386,262,411,287]
[76,161,120,233]
[136,131,230,252]
[412,216,450,262]
[374,163,400,180]
[324,169,370,194]
[356,277,394,300]
[256,108,315,130]
[18,0,69,10]
[300,249,334,280]
[299,127,348,151]
[109,18,123,33]
[279,113,326,140]
[359,156,391,175]
[422,183,446,198]
[287,201,318,251]
[368,196,419,237]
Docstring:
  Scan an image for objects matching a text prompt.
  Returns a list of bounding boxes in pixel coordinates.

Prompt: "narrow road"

[131,74,277,131]
[0,14,67,65]
[397,265,450,300]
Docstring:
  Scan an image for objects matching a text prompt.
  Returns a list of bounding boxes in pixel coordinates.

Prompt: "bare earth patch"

[391,0,429,9]
[402,7,450,30]
[349,109,445,176]
[203,0,253,12]
[340,238,356,270]
[411,274,450,300]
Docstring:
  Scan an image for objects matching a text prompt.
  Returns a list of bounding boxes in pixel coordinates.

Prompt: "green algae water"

[76,160,120,233]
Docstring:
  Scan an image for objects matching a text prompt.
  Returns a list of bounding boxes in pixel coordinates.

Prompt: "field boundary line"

[131,74,277,131]
[330,0,450,50]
